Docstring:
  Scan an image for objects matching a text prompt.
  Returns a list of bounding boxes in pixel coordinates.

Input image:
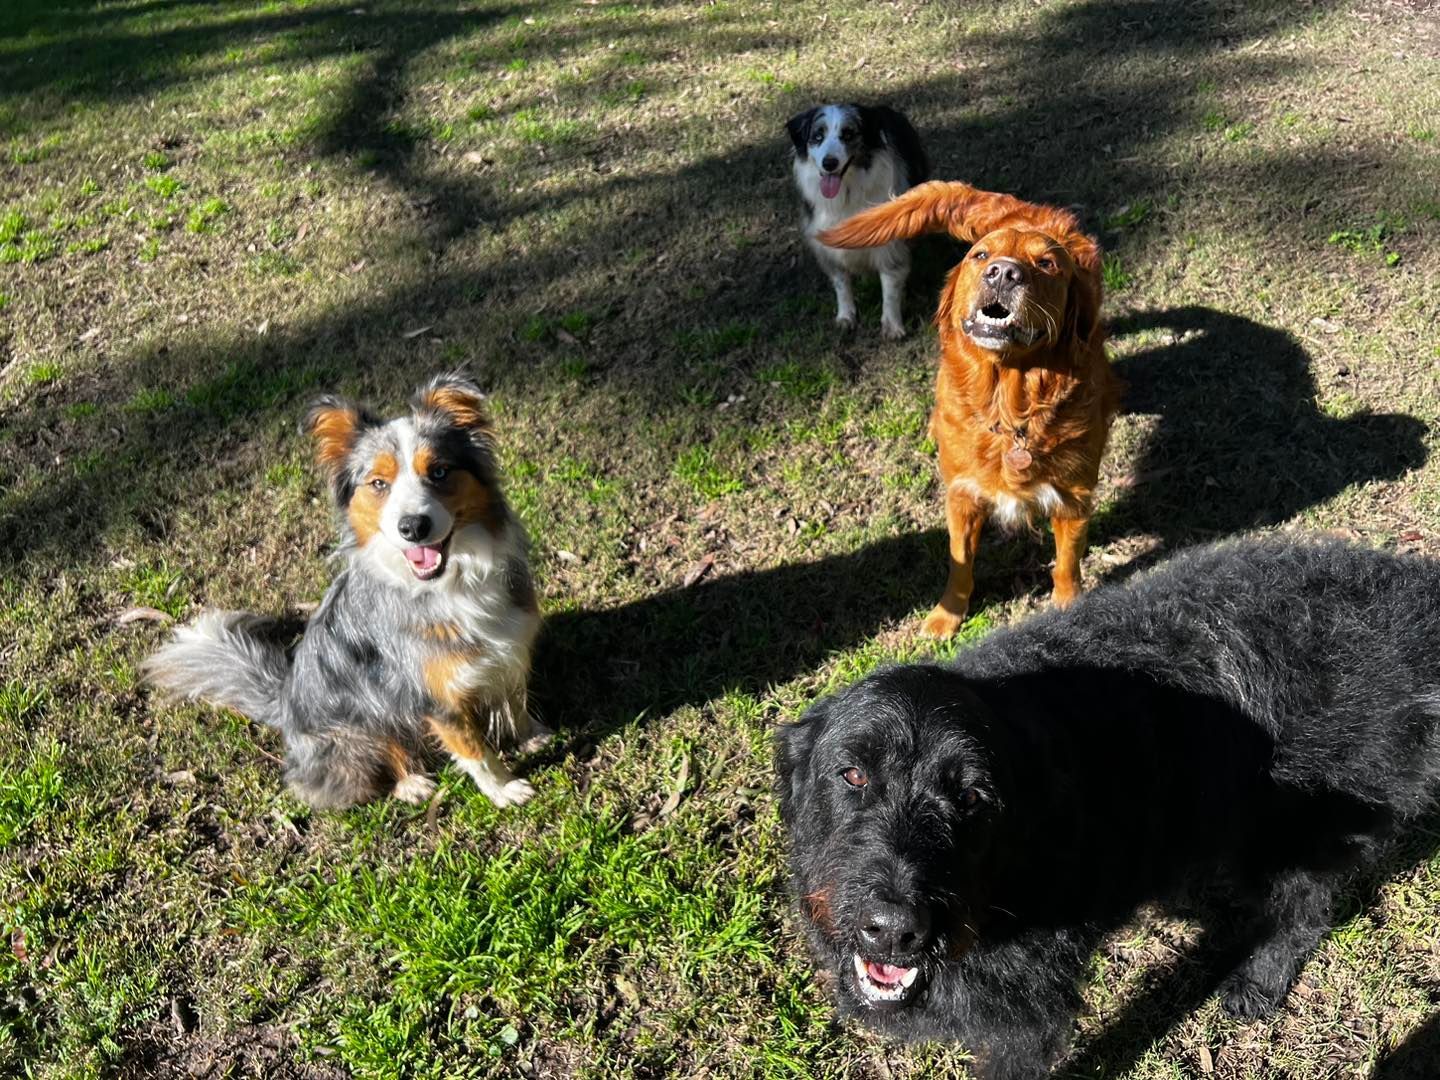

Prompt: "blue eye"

[428,464,449,482]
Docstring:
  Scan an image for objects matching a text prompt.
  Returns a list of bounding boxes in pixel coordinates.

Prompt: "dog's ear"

[785,107,818,156]
[412,372,490,435]
[775,697,828,824]
[303,394,377,504]
[1061,257,1103,347]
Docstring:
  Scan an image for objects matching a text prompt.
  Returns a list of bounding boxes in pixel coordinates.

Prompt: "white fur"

[378,418,455,550]
[952,477,1068,530]
[794,105,913,338]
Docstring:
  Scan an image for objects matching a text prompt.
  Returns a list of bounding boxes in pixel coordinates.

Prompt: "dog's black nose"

[821,155,840,173]
[397,514,432,542]
[983,257,1029,288]
[858,900,932,956]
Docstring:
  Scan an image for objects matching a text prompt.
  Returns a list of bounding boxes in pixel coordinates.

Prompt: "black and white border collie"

[787,103,929,338]
[144,374,549,811]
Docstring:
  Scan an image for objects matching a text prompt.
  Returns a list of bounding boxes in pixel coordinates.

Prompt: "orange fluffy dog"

[819,182,1120,637]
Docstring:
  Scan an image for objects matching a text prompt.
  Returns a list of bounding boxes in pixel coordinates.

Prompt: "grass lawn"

[2,0,1438,1076]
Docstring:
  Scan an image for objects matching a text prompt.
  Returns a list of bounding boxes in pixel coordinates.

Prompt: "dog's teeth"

[853,954,867,979]
[901,967,918,987]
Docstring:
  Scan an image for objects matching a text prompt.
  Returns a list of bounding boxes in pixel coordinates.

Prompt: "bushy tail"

[816,180,1098,272]
[142,611,289,726]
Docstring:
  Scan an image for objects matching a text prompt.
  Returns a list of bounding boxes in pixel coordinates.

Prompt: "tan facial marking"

[347,451,398,544]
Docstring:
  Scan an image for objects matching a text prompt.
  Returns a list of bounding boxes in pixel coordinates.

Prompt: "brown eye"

[972,249,988,261]
[369,477,389,492]
[959,787,981,809]
[1038,256,1056,271]
[427,464,449,483]
[841,767,868,788]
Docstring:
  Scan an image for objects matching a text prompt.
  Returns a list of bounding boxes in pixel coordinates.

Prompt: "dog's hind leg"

[427,715,535,808]
[923,482,988,638]
[1219,868,1339,1018]
[878,251,908,339]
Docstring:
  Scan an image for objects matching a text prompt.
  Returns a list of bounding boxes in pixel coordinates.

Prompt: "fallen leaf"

[425,785,445,831]
[659,752,691,817]
[1399,529,1422,542]
[401,325,433,339]
[555,327,579,346]
[256,318,270,336]
[682,554,715,587]
[78,327,100,342]
[162,769,196,786]
[10,928,27,963]
[1198,1045,1214,1074]
[556,550,581,565]
[295,221,309,241]
[116,606,174,626]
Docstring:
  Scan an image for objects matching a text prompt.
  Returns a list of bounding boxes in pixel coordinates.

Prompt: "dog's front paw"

[393,773,437,804]
[1219,971,1285,1020]
[835,314,857,333]
[880,318,906,340]
[921,605,966,639]
[490,778,536,808]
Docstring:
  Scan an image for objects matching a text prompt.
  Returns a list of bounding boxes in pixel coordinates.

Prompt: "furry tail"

[816,180,1095,269]
[142,611,289,726]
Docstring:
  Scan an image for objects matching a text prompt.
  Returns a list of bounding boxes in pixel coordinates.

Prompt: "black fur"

[776,538,1440,1079]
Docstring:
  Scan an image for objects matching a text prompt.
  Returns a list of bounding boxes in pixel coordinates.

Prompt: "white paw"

[393,773,437,804]
[489,778,536,807]
[881,318,906,340]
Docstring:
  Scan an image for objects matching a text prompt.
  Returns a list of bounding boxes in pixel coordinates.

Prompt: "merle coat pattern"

[776,538,1440,1079]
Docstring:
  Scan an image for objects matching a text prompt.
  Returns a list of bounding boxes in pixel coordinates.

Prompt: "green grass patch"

[186,197,229,233]
[674,445,744,499]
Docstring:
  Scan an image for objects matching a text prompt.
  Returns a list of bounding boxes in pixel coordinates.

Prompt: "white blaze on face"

[377,418,453,550]
[812,105,857,199]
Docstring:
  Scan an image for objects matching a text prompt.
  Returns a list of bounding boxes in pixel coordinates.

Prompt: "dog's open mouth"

[852,954,922,1007]
[402,535,451,581]
[819,161,850,199]
[963,298,1040,348]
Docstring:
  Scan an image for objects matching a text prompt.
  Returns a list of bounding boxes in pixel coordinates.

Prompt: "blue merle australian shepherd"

[145,374,549,810]
[787,103,929,338]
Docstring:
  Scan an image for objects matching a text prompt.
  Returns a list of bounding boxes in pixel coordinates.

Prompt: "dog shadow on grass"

[531,526,950,742]
[1092,305,1429,572]
[1373,1009,1440,1080]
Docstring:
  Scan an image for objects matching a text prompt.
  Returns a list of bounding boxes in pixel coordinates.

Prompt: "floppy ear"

[785,107,817,156]
[775,697,828,825]
[1061,260,1103,347]
[412,372,491,436]
[303,394,375,504]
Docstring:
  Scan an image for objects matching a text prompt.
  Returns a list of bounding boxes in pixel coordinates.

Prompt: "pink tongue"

[405,544,441,570]
[867,962,910,985]
[819,173,842,199]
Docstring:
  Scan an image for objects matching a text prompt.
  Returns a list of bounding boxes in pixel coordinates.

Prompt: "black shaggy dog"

[776,538,1440,1079]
